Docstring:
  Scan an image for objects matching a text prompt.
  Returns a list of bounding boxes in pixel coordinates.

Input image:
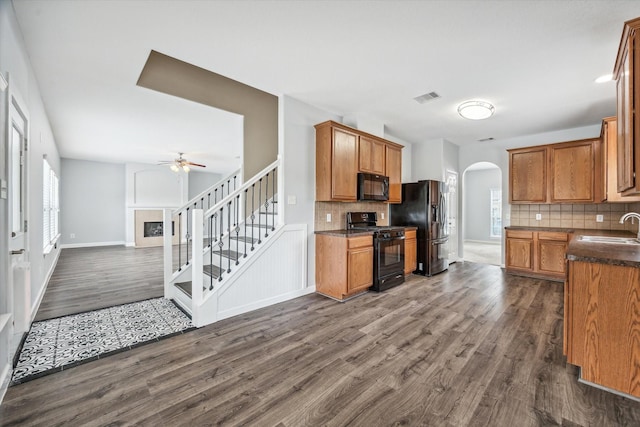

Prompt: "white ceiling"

[11,1,640,172]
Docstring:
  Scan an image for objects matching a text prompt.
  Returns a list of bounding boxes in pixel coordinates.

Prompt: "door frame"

[6,77,31,344]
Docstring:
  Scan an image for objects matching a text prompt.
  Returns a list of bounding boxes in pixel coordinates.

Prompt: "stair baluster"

[186,207,191,265]
[271,167,276,231]
[218,206,224,281]
[258,178,263,244]
[264,173,269,238]
[235,194,240,265]
[227,201,232,273]
[178,212,182,271]
[251,183,255,251]
[243,189,248,258]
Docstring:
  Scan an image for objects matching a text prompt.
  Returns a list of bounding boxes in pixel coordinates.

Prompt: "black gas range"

[347,212,405,292]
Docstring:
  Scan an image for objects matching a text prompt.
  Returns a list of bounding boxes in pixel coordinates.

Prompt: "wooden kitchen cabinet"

[386,145,402,204]
[359,136,385,175]
[602,117,640,202]
[509,147,548,203]
[316,121,403,203]
[315,123,359,201]
[564,260,640,398]
[505,229,569,281]
[315,234,373,300]
[614,17,640,194]
[508,138,604,204]
[404,229,417,275]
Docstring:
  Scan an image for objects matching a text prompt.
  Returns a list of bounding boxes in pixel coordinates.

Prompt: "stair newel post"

[162,208,173,298]
[264,173,269,238]
[251,184,255,251]
[243,189,248,258]
[258,178,263,244]
[178,212,183,270]
[235,194,240,265]
[213,189,218,243]
[272,167,276,231]
[218,206,224,281]
[191,209,204,326]
[227,201,232,273]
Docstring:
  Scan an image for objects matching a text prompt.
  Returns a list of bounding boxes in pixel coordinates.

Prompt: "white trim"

[463,239,502,245]
[30,246,61,322]
[0,363,10,407]
[60,241,126,249]
[218,287,315,322]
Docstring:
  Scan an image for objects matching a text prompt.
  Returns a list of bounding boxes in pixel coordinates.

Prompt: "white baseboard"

[31,247,61,322]
[60,241,126,249]
[464,239,502,245]
[0,363,10,406]
[217,287,315,322]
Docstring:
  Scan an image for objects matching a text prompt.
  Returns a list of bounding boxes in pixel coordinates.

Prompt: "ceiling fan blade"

[185,161,206,168]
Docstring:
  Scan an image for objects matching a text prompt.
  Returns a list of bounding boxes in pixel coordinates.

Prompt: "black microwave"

[357,173,389,201]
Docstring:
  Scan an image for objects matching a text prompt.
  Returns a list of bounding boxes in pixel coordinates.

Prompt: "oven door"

[373,234,405,291]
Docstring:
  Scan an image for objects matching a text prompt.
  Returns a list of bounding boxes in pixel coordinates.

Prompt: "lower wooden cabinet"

[564,260,640,398]
[404,229,417,275]
[505,229,569,281]
[316,234,373,300]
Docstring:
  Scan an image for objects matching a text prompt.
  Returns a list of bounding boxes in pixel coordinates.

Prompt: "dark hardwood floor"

[34,245,165,321]
[3,260,640,425]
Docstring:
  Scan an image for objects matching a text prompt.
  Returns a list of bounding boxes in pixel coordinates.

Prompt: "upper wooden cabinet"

[315,121,403,202]
[358,136,385,175]
[509,147,547,203]
[508,138,604,204]
[386,145,402,204]
[315,123,359,201]
[614,17,640,194]
[602,117,640,202]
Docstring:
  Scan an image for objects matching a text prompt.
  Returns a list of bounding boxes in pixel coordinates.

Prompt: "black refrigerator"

[390,180,449,276]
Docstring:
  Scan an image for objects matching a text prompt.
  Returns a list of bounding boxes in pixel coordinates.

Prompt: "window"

[43,158,59,251]
[490,188,502,238]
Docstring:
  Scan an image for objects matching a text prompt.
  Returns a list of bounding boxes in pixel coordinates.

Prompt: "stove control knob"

[382,232,390,239]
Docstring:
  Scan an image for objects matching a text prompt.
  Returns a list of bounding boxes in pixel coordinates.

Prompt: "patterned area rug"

[12,298,194,384]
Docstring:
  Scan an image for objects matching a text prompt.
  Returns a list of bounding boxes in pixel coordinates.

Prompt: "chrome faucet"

[619,212,640,239]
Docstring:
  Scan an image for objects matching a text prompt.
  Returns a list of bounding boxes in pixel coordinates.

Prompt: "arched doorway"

[462,162,502,265]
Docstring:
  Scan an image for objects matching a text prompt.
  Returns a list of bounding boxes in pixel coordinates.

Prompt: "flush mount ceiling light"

[457,100,495,120]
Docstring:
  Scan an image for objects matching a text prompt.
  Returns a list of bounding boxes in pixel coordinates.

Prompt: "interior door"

[445,170,458,263]
[8,90,30,343]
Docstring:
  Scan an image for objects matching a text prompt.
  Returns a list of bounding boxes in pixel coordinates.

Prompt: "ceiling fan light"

[457,100,495,120]
[182,165,190,173]
[170,164,179,172]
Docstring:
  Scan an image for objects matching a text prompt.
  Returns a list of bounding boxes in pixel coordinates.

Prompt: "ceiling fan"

[158,152,206,173]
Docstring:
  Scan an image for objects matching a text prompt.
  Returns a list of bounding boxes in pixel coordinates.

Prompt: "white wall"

[412,138,444,181]
[188,171,223,200]
[0,0,62,397]
[280,95,341,288]
[464,168,501,242]
[60,159,125,246]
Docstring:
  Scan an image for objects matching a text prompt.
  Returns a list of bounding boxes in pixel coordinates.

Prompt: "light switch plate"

[596,214,604,222]
[0,179,6,199]
[535,213,542,221]
[380,212,385,220]
[326,213,331,222]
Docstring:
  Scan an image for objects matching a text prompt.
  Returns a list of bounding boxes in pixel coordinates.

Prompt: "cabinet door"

[404,238,417,275]
[332,128,358,200]
[537,240,567,276]
[505,238,533,271]
[509,148,547,203]
[617,45,635,193]
[549,141,597,203]
[386,145,402,203]
[347,246,373,292]
[359,136,385,175]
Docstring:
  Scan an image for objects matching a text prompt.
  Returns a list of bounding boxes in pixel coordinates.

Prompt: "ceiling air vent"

[478,137,495,142]
[414,92,441,104]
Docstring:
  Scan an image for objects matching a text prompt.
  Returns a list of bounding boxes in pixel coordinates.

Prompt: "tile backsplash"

[315,201,389,231]
[509,202,640,234]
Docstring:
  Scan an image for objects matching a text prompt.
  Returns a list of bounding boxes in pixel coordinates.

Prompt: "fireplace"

[135,210,180,247]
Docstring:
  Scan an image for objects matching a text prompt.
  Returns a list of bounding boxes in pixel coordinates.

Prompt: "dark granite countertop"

[314,229,374,237]
[507,226,640,267]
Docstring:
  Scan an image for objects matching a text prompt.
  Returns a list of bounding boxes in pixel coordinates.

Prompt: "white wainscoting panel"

[204,224,311,324]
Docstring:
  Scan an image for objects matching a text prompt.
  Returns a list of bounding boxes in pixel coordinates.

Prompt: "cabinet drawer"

[538,231,568,242]
[348,235,373,249]
[405,229,417,239]
[506,230,533,239]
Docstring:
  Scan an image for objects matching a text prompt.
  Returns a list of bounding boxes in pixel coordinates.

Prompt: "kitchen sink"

[578,235,640,245]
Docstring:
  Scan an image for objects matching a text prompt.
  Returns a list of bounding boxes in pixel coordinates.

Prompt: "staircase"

[162,158,309,327]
